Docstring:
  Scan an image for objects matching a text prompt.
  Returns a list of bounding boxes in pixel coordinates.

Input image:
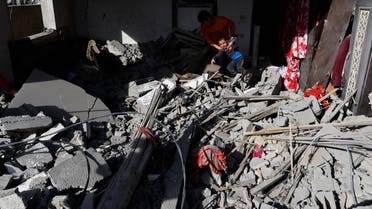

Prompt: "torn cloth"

[282,0,309,90]
[195,145,226,174]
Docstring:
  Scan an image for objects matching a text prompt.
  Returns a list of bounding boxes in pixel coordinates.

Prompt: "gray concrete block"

[48,148,111,191]
[16,143,53,168]
[309,148,333,167]
[0,175,12,190]
[0,115,52,133]
[17,172,49,193]
[294,108,318,125]
[250,158,269,170]
[0,193,26,209]
[312,176,337,192]
[39,123,64,141]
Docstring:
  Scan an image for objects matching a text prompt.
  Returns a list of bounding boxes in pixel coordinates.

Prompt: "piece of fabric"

[195,145,226,174]
[282,0,309,90]
[331,35,351,87]
[201,16,236,46]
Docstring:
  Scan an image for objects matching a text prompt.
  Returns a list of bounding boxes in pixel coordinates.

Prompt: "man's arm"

[201,24,222,50]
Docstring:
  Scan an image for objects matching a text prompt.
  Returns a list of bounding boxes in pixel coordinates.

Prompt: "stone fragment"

[48,148,111,191]
[50,195,71,209]
[0,193,26,209]
[273,116,288,127]
[0,175,12,190]
[309,148,333,167]
[292,186,310,203]
[16,143,53,168]
[239,170,256,185]
[0,115,52,133]
[294,108,318,125]
[39,123,64,141]
[250,158,269,170]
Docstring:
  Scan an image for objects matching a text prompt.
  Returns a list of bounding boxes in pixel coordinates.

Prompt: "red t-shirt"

[201,16,236,45]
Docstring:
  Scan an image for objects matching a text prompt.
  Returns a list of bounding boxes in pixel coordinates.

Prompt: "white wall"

[0,1,13,82]
[218,0,253,57]
[74,0,172,43]
[41,0,74,31]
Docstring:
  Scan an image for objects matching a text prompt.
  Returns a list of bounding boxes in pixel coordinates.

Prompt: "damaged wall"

[0,1,13,82]
[73,0,252,56]
[73,0,172,43]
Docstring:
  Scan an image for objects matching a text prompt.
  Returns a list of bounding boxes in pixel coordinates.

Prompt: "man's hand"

[211,59,216,64]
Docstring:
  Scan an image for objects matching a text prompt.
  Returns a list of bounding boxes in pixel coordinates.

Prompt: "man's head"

[198,10,214,25]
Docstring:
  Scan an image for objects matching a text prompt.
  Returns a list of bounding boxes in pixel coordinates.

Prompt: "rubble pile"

[1,32,372,209]
[105,40,143,66]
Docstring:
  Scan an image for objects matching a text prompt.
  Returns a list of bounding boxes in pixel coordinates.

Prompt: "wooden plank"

[305,0,355,88]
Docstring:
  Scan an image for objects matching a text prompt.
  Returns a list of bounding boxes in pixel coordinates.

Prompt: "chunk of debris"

[48,148,111,191]
[0,193,26,209]
[0,115,52,134]
[16,142,53,168]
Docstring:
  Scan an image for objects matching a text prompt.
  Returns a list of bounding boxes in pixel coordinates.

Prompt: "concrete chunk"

[48,148,111,191]
[0,193,26,209]
[250,158,269,170]
[0,175,12,190]
[39,123,64,141]
[0,115,52,133]
[16,143,53,168]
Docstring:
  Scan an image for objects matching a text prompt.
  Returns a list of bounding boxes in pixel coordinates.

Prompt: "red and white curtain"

[282,0,309,90]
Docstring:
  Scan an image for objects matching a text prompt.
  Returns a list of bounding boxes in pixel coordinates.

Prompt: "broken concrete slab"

[294,108,318,125]
[0,175,12,190]
[250,158,269,170]
[48,148,111,191]
[3,69,111,122]
[16,142,53,168]
[17,172,49,194]
[39,123,64,141]
[0,115,52,134]
[0,193,26,209]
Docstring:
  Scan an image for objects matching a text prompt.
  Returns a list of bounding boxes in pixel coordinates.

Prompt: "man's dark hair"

[197,10,213,23]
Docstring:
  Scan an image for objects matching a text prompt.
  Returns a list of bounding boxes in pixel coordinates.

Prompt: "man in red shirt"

[197,10,236,51]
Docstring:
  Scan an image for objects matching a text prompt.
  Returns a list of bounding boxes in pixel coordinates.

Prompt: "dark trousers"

[227,57,244,75]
